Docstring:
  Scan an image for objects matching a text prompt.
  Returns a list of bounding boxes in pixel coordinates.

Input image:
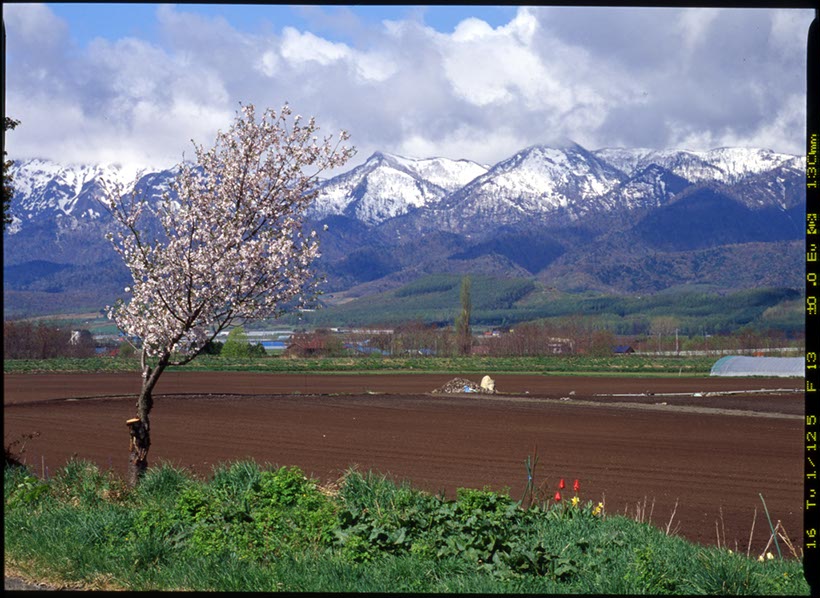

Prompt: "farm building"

[710,356,804,377]
[285,337,328,357]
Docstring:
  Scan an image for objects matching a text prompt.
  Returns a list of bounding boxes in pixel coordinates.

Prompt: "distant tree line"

[3,321,96,359]
[3,319,801,362]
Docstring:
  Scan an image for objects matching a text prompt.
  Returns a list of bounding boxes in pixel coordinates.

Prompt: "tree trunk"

[126,417,150,487]
[126,355,168,486]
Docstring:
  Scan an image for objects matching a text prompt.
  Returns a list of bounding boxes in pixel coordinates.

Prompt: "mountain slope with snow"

[433,142,628,232]
[7,160,154,228]
[4,141,805,316]
[594,146,801,183]
[308,152,487,225]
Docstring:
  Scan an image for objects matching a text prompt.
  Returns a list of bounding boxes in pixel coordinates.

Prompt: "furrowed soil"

[4,371,805,556]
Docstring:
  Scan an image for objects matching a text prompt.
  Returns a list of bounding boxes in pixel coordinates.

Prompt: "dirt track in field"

[3,371,805,555]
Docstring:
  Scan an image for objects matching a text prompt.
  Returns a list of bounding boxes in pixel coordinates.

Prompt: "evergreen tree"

[455,276,472,355]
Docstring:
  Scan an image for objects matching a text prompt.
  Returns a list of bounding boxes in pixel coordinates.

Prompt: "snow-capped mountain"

[308,151,487,225]
[6,159,155,231]
[390,154,489,192]
[3,141,805,317]
[6,142,800,236]
[433,142,627,232]
[594,146,801,184]
[579,163,692,219]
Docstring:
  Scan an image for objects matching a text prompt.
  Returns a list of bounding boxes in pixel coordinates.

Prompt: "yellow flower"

[571,496,580,507]
[592,502,604,516]
[766,552,774,560]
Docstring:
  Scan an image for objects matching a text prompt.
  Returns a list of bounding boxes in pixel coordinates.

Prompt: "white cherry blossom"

[102,103,354,483]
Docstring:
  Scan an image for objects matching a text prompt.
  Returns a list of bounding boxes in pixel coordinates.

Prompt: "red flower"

[559,478,565,490]
[573,479,580,493]
[554,491,562,501]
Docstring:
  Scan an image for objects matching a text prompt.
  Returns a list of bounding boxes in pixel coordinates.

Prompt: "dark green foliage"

[5,469,50,510]
[131,461,337,563]
[334,472,599,582]
[295,272,801,336]
[394,274,459,297]
[199,340,223,355]
[625,545,681,594]
[3,353,719,375]
[248,342,267,356]
[332,471,447,562]
[300,274,539,327]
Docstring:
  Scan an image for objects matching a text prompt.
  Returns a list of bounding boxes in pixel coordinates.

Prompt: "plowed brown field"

[4,371,805,555]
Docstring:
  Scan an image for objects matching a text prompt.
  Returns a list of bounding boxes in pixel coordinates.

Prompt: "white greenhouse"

[709,356,804,377]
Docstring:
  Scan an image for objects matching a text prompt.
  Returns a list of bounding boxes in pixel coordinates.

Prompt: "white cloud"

[281,27,350,65]
[353,51,397,83]
[673,94,807,153]
[279,26,396,83]
[4,2,69,49]
[677,9,721,56]
[451,17,496,42]
[398,126,527,167]
[3,4,812,172]
[439,8,558,109]
[255,50,280,77]
[770,9,810,56]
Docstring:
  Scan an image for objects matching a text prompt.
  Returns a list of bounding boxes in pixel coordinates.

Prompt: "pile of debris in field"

[432,376,495,395]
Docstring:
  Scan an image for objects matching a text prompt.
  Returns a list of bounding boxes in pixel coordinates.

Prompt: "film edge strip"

[804,9,818,593]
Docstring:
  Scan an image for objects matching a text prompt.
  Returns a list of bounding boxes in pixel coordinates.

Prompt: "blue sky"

[4,4,814,172]
[46,4,521,46]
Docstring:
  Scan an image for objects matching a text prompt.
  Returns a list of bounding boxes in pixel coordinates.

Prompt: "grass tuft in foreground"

[4,459,810,594]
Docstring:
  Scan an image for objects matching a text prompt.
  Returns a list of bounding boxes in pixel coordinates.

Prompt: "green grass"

[3,354,717,375]
[4,459,809,593]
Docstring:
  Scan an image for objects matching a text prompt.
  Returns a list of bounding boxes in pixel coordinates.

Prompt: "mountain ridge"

[3,141,804,318]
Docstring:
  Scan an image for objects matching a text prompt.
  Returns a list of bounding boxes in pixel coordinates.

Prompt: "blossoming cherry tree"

[103,103,354,485]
